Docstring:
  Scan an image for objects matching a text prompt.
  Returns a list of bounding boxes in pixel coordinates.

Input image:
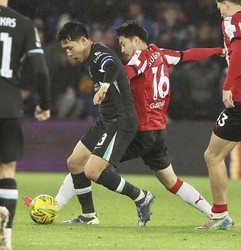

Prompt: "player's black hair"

[216,0,241,4]
[56,21,89,42]
[115,20,148,43]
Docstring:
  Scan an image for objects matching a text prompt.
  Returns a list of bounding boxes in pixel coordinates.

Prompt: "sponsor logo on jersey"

[94,52,108,63]
[150,101,165,109]
[0,17,16,28]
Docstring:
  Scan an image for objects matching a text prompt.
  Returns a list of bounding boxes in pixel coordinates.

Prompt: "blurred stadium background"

[9,0,241,177]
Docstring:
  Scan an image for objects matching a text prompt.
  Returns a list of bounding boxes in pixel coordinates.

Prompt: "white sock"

[6,228,12,249]
[55,173,75,209]
[175,182,212,217]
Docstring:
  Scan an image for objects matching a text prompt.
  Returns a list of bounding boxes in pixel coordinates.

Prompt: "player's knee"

[0,162,16,178]
[204,148,216,167]
[84,166,99,182]
[67,155,79,172]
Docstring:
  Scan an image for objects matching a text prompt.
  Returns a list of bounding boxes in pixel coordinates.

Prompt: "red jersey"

[222,12,241,102]
[125,44,223,131]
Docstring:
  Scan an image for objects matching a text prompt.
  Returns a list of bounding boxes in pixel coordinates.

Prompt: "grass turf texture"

[14,172,241,250]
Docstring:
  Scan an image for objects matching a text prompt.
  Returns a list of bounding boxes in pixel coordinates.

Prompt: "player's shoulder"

[92,43,113,55]
[224,12,241,27]
[91,43,116,63]
[223,12,241,39]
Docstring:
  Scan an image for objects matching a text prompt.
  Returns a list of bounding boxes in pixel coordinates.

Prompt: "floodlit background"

[8,0,241,177]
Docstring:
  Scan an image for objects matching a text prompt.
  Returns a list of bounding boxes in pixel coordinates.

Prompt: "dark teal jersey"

[0,5,50,117]
[88,43,137,122]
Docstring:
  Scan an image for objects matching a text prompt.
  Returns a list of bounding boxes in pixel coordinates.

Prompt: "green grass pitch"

[14,172,241,250]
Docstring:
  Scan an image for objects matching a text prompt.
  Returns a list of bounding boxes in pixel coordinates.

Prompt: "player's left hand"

[93,83,110,105]
[34,105,50,121]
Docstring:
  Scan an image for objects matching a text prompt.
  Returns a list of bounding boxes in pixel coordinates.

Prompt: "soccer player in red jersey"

[115,21,223,221]
[25,21,225,226]
[197,0,241,230]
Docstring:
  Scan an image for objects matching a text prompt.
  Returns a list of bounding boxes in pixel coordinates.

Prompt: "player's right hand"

[34,105,50,121]
[223,90,235,108]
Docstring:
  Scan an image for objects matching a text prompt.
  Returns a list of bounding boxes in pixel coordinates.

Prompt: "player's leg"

[63,140,98,224]
[55,173,75,209]
[141,129,212,217]
[84,154,154,226]
[197,133,236,229]
[197,105,241,229]
[83,122,154,226]
[0,119,21,249]
[154,164,212,217]
[205,133,237,207]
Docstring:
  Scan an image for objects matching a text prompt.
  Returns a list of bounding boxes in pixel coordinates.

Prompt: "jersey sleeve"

[159,48,182,67]
[124,65,137,80]
[223,16,241,43]
[127,50,148,76]
[24,22,44,55]
[24,22,50,110]
[94,51,120,84]
[181,48,223,62]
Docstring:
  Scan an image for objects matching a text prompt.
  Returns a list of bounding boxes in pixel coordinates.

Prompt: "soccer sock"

[96,168,142,201]
[55,173,75,209]
[210,204,228,219]
[5,228,12,249]
[0,178,18,228]
[71,172,95,214]
[169,178,212,217]
[212,203,228,214]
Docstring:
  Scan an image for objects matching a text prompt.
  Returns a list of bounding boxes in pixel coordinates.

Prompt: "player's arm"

[222,39,241,108]
[181,47,224,62]
[93,54,119,105]
[25,24,51,121]
[124,65,137,80]
[124,50,146,80]
[27,53,51,121]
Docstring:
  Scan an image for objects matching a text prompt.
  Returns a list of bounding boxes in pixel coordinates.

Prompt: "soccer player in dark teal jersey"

[0,0,50,248]
[55,21,154,226]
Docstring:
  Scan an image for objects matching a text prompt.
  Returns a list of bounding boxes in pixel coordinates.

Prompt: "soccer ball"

[29,194,60,224]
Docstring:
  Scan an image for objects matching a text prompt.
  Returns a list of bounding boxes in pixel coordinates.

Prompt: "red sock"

[212,203,228,213]
[169,178,183,194]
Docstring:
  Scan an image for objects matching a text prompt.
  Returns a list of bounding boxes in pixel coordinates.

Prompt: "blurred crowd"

[9,0,226,120]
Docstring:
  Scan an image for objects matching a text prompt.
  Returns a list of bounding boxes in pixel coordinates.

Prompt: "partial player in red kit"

[25,21,225,226]
[197,0,241,230]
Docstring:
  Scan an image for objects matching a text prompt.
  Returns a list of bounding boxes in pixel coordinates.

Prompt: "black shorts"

[0,118,24,163]
[214,102,241,142]
[120,129,170,171]
[81,116,138,166]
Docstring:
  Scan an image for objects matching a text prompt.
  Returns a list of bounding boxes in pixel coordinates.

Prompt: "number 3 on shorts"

[217,112,228,127]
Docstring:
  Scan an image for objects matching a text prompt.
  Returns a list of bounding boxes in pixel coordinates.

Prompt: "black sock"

[71,173,95,214]
[96,168,141,200]
[0,178,18,228]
